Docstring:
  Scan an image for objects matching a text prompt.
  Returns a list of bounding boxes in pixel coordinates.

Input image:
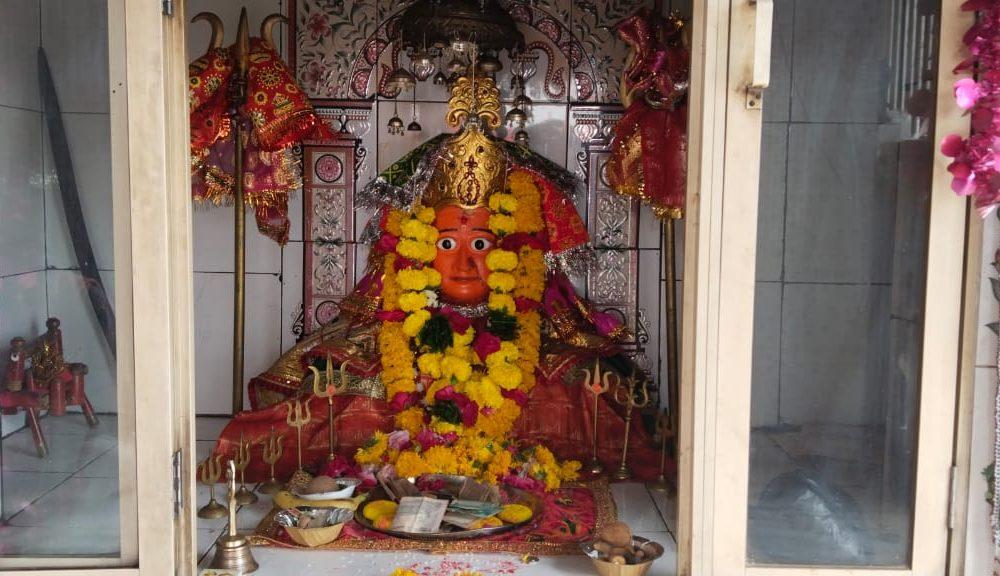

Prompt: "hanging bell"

[505,107,527,128]
[432,70,449,85]
[513,93,533,112]
[386,67,417,91]
[387,115,406,135]
[446,56,466,74]
[409,49,436,81]
[514,129,530,146]
[477,53,503,77]
[408,119,423,132]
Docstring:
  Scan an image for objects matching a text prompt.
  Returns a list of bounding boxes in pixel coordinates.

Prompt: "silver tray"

[353,485,541,541]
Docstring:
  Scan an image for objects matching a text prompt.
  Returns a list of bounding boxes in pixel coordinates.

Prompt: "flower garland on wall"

[942,0,1000,216]
[358,169,580,491]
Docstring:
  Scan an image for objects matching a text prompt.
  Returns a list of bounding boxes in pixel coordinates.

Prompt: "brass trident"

[285,398,312,473]
[308,355,351,463]
[197,454,228,519]
[648,408,671,491]
[258,426,285,495]
[611,368,650,481]
[580,358,620,476]
[232,431,257,505]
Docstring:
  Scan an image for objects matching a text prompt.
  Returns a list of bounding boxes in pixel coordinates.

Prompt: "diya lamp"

[209,459,259,574]
[197,454,228,519]
[257,426,284,495]
[233,431,258,505]
[611,368,650,481]
[581,358,619,476]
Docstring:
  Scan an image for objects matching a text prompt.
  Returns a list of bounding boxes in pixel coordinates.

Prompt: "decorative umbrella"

[606,8,690,446]
[190,8,334,413]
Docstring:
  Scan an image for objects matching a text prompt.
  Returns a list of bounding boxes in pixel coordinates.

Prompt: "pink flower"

[415,428,448,450]
[389,391,419,412]
[322,454,360,478]
[434,386,479,427]
[388,430,411,451]
[472,331,501,362]
[502,474,545,492]
[376,310,406,322]
[955,78,982,110]
[439,306,472,334]
[376,233,399,253]
[941,134,966,157]
[307,13,331,41]
[501,388,529,407]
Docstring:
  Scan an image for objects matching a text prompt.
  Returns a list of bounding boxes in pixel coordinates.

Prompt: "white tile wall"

[194,271,282,414]
[0,0,41,111]
[0,106,45,278]
[756,124,787,283]
[280,242,304,351]
[40,0,109,114]
[751,282,781,427]
[43,113,114,271]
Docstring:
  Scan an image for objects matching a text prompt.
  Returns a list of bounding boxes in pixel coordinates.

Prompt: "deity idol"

[210,74,666,488]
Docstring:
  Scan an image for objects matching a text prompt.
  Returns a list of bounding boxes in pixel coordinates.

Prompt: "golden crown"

[422,75,506,210]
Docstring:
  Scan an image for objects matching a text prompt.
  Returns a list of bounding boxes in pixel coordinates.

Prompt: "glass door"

[0,0,189,573]
[681,0,970,573]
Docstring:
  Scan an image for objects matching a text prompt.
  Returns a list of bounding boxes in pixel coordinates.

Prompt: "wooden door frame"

[677,0,976,574]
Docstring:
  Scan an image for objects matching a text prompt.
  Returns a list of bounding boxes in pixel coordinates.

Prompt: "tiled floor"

[0,413,121,556]
[0,415,677,573]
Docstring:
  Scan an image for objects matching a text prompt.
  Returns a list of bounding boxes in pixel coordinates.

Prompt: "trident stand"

[309,356,351,463]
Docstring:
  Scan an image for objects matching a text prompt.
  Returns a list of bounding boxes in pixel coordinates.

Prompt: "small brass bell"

[209,460,258,574]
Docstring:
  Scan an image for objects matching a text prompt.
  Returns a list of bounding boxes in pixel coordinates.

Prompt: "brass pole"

[664,215,680,440]
[230,9,250,414]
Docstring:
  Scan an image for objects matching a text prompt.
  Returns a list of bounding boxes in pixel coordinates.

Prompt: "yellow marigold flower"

[381,254,401,311]
[485,449,513,484]
[486,271,516,293]
[486,341,520,366]
[385,209,405,236]
[466,377,504,409]
[389,569,418,576]
[423,445,460,474]
[402,309,431,337]
[424,267,442,287]
[452,327,475,348]
[488,362,523,390]
[416,205,436,224]
[394,451,429,478]
[485,249,518,271]
[560,459,582,481]
[488,293,516,315]
[395,407,426,435]
[489,193,518,213]
[398,291,428,312]
[417,352,443,378]
[488,213,517,235]
[431,419,461,435]
[397,268,429,291]
[400,218,431,240]
[441,354,472,383]
[355,431,388,464]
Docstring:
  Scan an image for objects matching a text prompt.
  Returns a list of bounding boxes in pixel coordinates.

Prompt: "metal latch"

[172,449,183,516]
[162,0,174,16]
[746,0,773,110]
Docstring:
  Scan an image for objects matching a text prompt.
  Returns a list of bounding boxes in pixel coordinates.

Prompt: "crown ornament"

[423,74,506,210]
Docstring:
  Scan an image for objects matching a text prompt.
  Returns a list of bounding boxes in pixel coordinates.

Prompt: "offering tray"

[354,484,541,541]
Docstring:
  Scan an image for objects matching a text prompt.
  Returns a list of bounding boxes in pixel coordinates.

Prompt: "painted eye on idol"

[437,237,457,251]
[471,238,492,252]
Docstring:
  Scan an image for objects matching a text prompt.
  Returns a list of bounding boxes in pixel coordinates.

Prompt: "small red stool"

[2,338,48,457]
[2,318,100,458]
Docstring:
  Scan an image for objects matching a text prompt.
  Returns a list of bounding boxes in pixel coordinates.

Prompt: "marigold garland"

[366,170,578,490]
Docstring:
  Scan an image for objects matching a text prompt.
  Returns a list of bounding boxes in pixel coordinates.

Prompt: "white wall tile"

[751,282,781,427]
[756,123,787,282]
[976,215,999,368]
[194,271,282,414]
[762,0,792,123]
[376,101,448,172]
[500,103,569,167]
[40,0,109,114]
[0,0,41,111]
[779,283,890,426]
[789,0,887,123]
[280,242,304,351]
[286,187,304,242]
[45,269,116,412]
[43,113,114,271]
[784,123,894,284]
[0,107,45,278]
[192,204,283,274]
[0,271,47,348]
[965,367,998,576]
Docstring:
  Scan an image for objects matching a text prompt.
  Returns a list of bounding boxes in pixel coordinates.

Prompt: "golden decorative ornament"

[446,75,502,130]
[423,124,507,209]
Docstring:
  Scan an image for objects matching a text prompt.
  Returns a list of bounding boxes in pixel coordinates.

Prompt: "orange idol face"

[432,205,495,305]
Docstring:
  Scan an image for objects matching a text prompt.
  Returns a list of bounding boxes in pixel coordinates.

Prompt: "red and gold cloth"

[188,39,334,244]
[606,10,689,219]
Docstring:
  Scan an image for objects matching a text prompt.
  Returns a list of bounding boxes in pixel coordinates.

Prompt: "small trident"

[285,398,312,473]
[581,358,620,476]
[258,426,284,495]
[308,355,351,463]
[611,368,650,481]
[197,454,228,519]
[232,431,257,505]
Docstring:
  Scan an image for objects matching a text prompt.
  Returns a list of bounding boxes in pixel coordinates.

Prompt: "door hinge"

[172,449,183,517]
[162,0,174,16]
[947,464,958,530]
